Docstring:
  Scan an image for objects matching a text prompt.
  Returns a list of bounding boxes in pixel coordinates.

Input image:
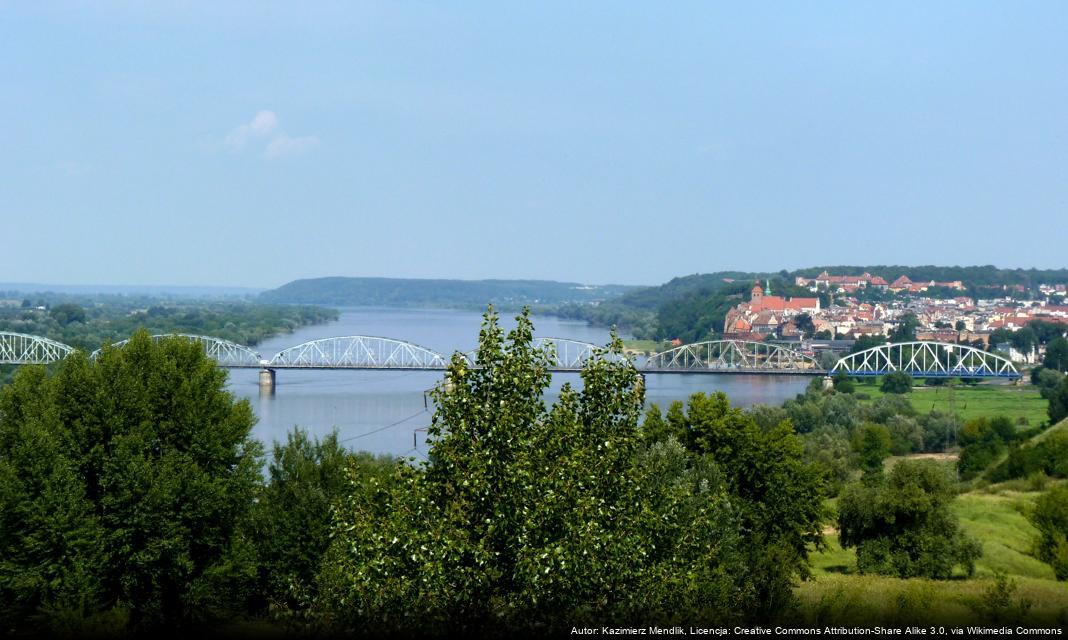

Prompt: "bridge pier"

[259,368,276,393]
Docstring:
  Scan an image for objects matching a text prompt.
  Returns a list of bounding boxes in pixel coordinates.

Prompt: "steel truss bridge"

[644,340,821,374]
[831,341,1020,379]
[2,333,1019,381]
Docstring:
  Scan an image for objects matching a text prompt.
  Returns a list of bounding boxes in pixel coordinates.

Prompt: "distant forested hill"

[259,277,635,308]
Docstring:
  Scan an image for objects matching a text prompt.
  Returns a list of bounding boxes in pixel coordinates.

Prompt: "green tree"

[246,429,395,613]
[889,314,919,343]
[48,303,86,325]
[1049,375,1068,425]
[1031,485,1068,580]
[1045,338,1068,373]
[0,331,263,633]
[838,460,981,578]
[664,391,827,584]
[832,372,855,394]
[312,309,789,633]
[794,313,815,338]
[853,424,892,473]
[880,371,913,394]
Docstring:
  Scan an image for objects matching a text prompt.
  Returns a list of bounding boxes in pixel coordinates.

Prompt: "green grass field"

[801,476,1068,625]
[854,381,1049,427]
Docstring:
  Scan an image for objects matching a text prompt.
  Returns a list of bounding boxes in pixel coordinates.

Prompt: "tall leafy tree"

[246,429,395,614]
[1031,485,1068,580]
[1045,338,1068,373]
[838,460,981,579]
[0,331,263,633]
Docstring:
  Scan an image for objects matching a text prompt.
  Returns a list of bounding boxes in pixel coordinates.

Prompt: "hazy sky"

[2,2,1066,288]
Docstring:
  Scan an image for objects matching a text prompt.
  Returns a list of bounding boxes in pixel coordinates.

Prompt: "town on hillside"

[721,271,1068,364]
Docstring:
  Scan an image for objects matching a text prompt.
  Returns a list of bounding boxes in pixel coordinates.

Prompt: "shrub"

[838,460,982,579]
[1031,485,1068,580]
[880,371,913,394]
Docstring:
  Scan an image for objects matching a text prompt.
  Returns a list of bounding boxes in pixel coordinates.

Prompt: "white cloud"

[264,134,320,159]
[221,110,316,159]
[225,110,279,150]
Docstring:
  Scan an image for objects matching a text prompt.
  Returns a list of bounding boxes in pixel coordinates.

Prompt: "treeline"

[792,264,1068,290]
[0,295,338,352]
[258,276,634,307]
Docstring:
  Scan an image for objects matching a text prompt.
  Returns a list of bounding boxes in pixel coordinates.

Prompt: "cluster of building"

[793,271,965,294]
[719,274,1068,363]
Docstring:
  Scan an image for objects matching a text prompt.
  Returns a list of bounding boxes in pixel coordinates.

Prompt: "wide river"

[226,308,811,457]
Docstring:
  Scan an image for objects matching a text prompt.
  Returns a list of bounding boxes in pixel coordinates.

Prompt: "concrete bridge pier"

[259,368,276,393]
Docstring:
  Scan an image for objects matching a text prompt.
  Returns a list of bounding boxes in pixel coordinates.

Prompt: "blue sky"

[2,2,1066,288]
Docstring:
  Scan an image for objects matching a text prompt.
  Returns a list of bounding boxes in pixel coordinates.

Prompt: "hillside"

[259,276,635,308]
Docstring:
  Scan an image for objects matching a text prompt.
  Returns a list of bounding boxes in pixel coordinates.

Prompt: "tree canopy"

[0,330,263,633]
[837,460,981,579]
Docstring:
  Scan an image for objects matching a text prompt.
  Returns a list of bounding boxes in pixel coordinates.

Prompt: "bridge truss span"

[91,334,263,368]
[831,341,1020,379]
[532,337,627,371]
[268,336,448,370]
[0,332,75,365]
[643,340,821,373]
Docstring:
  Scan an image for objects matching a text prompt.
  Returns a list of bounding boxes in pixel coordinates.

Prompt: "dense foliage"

[988,427,1068,482]
[310,309,823,633]
[0,331,263,633]
[245,429,396,614]
[957,416,1023,480]
[880,371,913,394]
[1031,485,1068,581]
[837,460,982,579]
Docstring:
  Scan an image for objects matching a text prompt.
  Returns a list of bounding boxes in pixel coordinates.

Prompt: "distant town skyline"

[3,2,1066,288]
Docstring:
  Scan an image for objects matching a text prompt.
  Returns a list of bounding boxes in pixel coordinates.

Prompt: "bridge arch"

[0,332,75,365]
[91,334,263,367]
[268,336,448,369]
[532,337,627,370]
[643,340,820,372]
[831,341,1020,378]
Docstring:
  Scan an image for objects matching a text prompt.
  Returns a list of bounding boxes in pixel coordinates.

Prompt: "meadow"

[855,381,1049,427]
[798,471,1068,626]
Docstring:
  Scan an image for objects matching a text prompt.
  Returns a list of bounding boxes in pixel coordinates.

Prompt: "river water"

[226,308,811,457]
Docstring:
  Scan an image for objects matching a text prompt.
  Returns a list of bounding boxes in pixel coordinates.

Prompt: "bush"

[832,372,855,394]
[880,371,913,394]
[837,460,982,579]
[1047,376,1068,425]
[1031,485,1068,580]
[987,430,1068,483]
